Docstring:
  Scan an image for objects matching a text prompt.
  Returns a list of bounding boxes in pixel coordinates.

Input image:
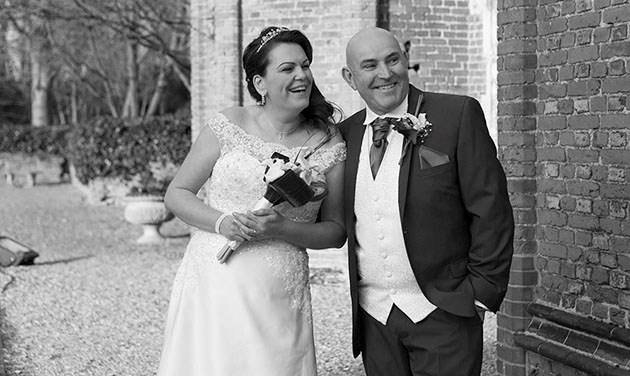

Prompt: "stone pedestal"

[123,195,174,244]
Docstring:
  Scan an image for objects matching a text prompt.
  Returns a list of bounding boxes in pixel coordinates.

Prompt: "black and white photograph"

[0,1,628,375]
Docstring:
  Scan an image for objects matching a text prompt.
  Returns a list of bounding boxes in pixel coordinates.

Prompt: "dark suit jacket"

[339,85,514,357]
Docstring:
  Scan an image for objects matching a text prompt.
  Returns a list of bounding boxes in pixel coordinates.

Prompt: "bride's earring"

[253,76,266,106]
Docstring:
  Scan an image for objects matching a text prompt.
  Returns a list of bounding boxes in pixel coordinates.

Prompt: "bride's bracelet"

[214,213,230,234]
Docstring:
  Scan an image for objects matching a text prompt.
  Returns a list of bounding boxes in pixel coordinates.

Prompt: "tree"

[0,0,190,125]
[1,0,56,126]
[62,0,191,117]
[0,7,28,123]
[29,14,51,126]
[70,0,190,90]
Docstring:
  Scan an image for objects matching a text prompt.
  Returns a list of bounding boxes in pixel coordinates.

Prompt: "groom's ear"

[341,67,357,91]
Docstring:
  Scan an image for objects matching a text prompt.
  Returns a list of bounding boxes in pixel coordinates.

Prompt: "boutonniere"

[391,112,432,164]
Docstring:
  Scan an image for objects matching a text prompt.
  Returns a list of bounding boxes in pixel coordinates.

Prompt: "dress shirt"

[363,98,408,126]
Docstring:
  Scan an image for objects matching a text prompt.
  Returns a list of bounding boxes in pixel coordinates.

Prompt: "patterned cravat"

[369,117,393,178]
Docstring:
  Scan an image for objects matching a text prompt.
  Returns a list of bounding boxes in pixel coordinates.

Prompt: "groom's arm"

[456,97,515,313]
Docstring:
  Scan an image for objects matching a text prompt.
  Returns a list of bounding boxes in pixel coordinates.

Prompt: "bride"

[156,26,346,376]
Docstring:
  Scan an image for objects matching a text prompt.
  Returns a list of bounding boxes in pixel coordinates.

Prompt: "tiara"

[256,27,289,52]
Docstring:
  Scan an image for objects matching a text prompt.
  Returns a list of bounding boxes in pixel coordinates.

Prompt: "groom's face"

[343,30,409,115]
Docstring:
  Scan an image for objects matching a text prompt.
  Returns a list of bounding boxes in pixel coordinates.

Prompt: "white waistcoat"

[354,125,436,324]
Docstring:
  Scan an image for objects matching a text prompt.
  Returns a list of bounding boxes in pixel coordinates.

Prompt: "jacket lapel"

[398,85,424,220]
[344,110,367,231]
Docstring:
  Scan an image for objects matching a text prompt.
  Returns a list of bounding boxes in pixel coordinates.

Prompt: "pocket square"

[418,146,450,169]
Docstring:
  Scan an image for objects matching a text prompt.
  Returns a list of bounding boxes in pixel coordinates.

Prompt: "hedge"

[0,123,69,156]
[66,115,191,195]
[0,116,191,196]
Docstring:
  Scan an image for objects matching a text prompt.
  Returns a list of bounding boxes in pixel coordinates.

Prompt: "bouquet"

[216,151,326,263]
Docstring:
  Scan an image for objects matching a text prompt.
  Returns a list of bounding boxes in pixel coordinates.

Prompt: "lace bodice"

[205,112,346,223]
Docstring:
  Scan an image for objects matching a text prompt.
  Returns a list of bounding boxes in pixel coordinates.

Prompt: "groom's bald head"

[342,27,409,115]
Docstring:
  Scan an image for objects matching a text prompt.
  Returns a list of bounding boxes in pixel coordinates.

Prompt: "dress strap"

[308,142,346,174]
[206,113,237,154]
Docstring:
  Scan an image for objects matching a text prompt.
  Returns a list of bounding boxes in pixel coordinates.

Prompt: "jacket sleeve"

[456,97,515,313]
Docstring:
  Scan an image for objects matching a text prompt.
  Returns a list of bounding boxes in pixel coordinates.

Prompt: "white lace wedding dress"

[157,113,346,376]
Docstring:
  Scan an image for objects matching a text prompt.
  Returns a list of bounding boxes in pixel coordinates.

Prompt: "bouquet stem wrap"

[215,197,275,264]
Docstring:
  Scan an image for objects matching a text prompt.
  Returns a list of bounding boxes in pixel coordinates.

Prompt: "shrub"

[0,77,28,124]
[66,115,191,196]
[0,123,69,156]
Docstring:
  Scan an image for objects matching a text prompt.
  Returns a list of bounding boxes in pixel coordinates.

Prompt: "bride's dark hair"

[243,26,342,132]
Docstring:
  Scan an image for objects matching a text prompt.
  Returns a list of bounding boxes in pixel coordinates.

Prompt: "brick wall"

[390,0,499,141]
[190,0,375,137]
[190,0,498,140]
[497,0,630,374]
[391,0,480,95]
[497,1,539,374]
[240,0,373,115]
[535,0,630,340]
[190,1,241,139]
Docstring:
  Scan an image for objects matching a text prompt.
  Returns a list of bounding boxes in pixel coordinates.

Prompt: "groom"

[338,27,514,376]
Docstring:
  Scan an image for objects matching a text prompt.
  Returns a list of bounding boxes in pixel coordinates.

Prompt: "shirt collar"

[363,97,408,125]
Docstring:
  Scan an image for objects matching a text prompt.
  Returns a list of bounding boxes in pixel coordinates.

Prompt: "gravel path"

[0,184,497,376]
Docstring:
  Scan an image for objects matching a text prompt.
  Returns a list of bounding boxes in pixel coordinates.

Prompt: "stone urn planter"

[123,195,174,244]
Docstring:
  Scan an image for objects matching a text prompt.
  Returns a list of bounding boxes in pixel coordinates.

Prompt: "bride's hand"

[231,209,286,241]
[217,214,251,242]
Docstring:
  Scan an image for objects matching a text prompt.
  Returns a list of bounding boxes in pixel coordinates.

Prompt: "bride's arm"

[164,126,247,243]
[293,159,346,249]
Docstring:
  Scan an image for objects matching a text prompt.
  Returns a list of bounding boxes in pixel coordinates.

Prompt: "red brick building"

[189,0,497,140]
[498,1,630,375]
[190,1,630,375]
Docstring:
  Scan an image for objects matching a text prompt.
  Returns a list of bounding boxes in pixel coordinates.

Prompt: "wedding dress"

[157,113,346,376]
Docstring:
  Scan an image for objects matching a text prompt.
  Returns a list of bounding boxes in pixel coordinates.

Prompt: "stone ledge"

[514,303,630,376]
[514,333,630,376]
[0,152,67,187]
[527,303,630,348]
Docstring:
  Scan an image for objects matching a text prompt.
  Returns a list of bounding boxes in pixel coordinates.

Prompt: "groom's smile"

[342,28,410,115]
